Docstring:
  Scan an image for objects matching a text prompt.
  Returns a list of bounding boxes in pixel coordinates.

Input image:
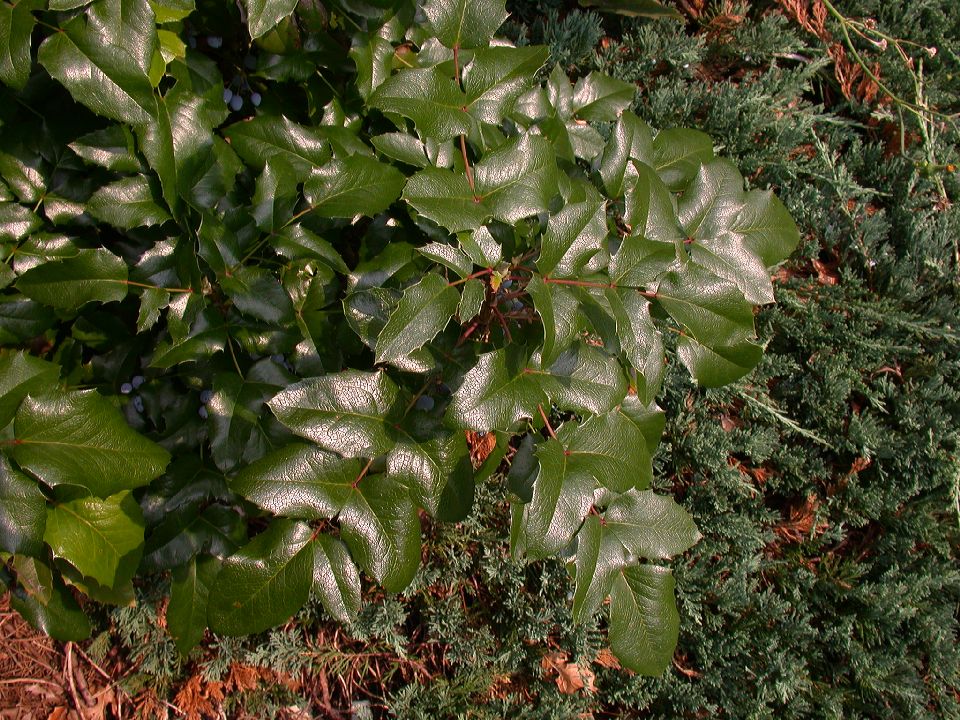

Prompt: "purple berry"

[131,375,145,389]
[133,396,144,413]
[222,88,233,104]
[415,395,435,411]
[250,92,262,107]
[120,382,133,394]
[229,94,243,111]
[207,36,222,49]
[200,389,213,404]
[198,406,208,419]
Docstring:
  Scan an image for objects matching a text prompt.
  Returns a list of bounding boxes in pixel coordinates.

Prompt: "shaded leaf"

[0,350,60,428]
[245,0,298,40]
[168,554,220,656]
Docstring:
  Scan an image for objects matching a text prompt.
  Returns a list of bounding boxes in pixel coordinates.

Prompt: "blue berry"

[415,395,435,411]
[207,35,222,48]
[133,396,144,413]
[502,279,513,289]
[198,406,209,419]
[222,88,233,104]
[250,92,262,107]
[229,94,243,112]
[120,382,133,395]
[131,375,145,389]
[199,389,213,404]
[512,299,524,311]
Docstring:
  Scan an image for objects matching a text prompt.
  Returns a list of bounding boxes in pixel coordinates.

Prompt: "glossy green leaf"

[223,115,329,178]
[0,350,60,428]
[313,534,362,624]
[387,426,475,521]
[418,242,473,278]
[371,132,431,168]
[511,437,594,559]
[340,474,421,592]
[38,14,155,124]
[459,278,485,322]
[12,555,53,605]
[0,202,43,243]
[168,554,220,656]
[304,155,405,218]
[376,273,459,364]
[0,456,47,557]
[44,491,145,588]
[423,0,508,49]
[474,134,557,224]
[268,370,400,457]
[531,343,629,416]
[526,275,584,366]
[651,128,714,191]
[402,167,489,233]
[655,263,755,347]
[557,411,653,492]
[273,225,348,273]
[207,360,291,472]
[86,0,159,74]
[463,46,549,123]
[208,519,315,635]
[731,189,802,268]
[571,514,631,622]
[369,67,471,141]
[605,489,701,560]
[150,307,228,368]
[141,504,244,571]
[69,126,141,172]
[609,565,679,675]
[676,335,763,387]
[15,248,128,309]
[245,0,298,40]
[252,157,299,232]
[87,175,172,230]
[606,289,664,404]
[571,72,635,121]
[0,0,41,90]
[222,265,295,324]
[231,443,360,519]
[12,390,171,497]
[449,346,547,431]
[351,34,394,101]
[600,113,654,197]
[537,200,608,278]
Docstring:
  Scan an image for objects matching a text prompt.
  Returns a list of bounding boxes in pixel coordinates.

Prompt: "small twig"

[64,642,85,713]
[538,404,558,441]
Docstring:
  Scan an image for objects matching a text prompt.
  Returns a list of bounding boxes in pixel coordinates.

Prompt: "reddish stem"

[538,404,558,440]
